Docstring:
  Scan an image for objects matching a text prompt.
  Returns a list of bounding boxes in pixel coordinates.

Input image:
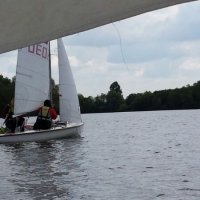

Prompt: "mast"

[49,41,52,102]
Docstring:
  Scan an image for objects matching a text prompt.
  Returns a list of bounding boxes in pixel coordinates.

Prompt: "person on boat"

[2,99,25,133]
[33,99,57,130]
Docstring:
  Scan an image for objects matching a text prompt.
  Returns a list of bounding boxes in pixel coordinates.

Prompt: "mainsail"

[14,42,50,115]
[57,39,81,123]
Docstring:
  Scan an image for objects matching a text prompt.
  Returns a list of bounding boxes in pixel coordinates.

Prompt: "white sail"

[57,39,81,123]
[14,42,50,115]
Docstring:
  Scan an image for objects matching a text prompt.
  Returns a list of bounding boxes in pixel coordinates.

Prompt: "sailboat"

[0,38,83,143]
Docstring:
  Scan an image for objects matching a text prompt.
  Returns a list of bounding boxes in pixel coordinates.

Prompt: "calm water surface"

[0,110,200,200]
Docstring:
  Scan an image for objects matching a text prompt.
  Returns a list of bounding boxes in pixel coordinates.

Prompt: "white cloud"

[179,57,200,71]
[134,68,144,77]
[0,50,17,79]
[172,40,200,56]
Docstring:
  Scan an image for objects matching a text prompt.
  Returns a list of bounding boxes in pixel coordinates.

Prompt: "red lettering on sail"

[28,45,35,53]
[42,47,47,58]
[27,43,48,59]
[36,44,42,56]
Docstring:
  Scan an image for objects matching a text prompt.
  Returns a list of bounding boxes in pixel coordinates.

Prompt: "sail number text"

[28,43,48,59]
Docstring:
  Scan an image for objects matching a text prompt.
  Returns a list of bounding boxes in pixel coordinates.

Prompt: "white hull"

[0,123,83,144]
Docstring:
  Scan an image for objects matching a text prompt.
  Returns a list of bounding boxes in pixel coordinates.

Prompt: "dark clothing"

[5,116,25,133]
[33,106,57,130]
[33,118,51,130]
[3,102,25,133]
[1,103,13,119]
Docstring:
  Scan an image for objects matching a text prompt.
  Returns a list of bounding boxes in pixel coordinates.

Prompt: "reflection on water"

[0,138,84,200]
[0,110,200,199]
[12,142,67,199]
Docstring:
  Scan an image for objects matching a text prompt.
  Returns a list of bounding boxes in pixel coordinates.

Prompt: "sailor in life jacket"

[2,98,25,133]
[33,99,57,130]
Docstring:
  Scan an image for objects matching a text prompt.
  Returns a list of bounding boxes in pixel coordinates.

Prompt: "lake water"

[0,110,200,200]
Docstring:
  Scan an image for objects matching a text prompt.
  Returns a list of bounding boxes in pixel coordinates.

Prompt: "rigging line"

[112,22,130,72]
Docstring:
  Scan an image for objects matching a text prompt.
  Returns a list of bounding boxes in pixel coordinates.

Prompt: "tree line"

[0,74,200,114]
[78,81,200,113]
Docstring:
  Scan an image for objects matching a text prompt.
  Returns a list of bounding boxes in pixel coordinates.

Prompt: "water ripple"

[0,110,200,199]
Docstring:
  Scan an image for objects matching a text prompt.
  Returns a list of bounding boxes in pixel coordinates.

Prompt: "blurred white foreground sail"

[0,0,196,53]
[0,38,83,143]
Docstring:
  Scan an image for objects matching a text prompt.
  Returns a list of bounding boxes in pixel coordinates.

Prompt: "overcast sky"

[0,1,200,97]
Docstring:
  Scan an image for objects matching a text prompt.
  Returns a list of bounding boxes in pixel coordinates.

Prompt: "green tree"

[125,94,137,111]
[106,81,124,112]
[52,84,59,112]
[0,75,15,114]
[94,93,107,112]
[78,94,95,113]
